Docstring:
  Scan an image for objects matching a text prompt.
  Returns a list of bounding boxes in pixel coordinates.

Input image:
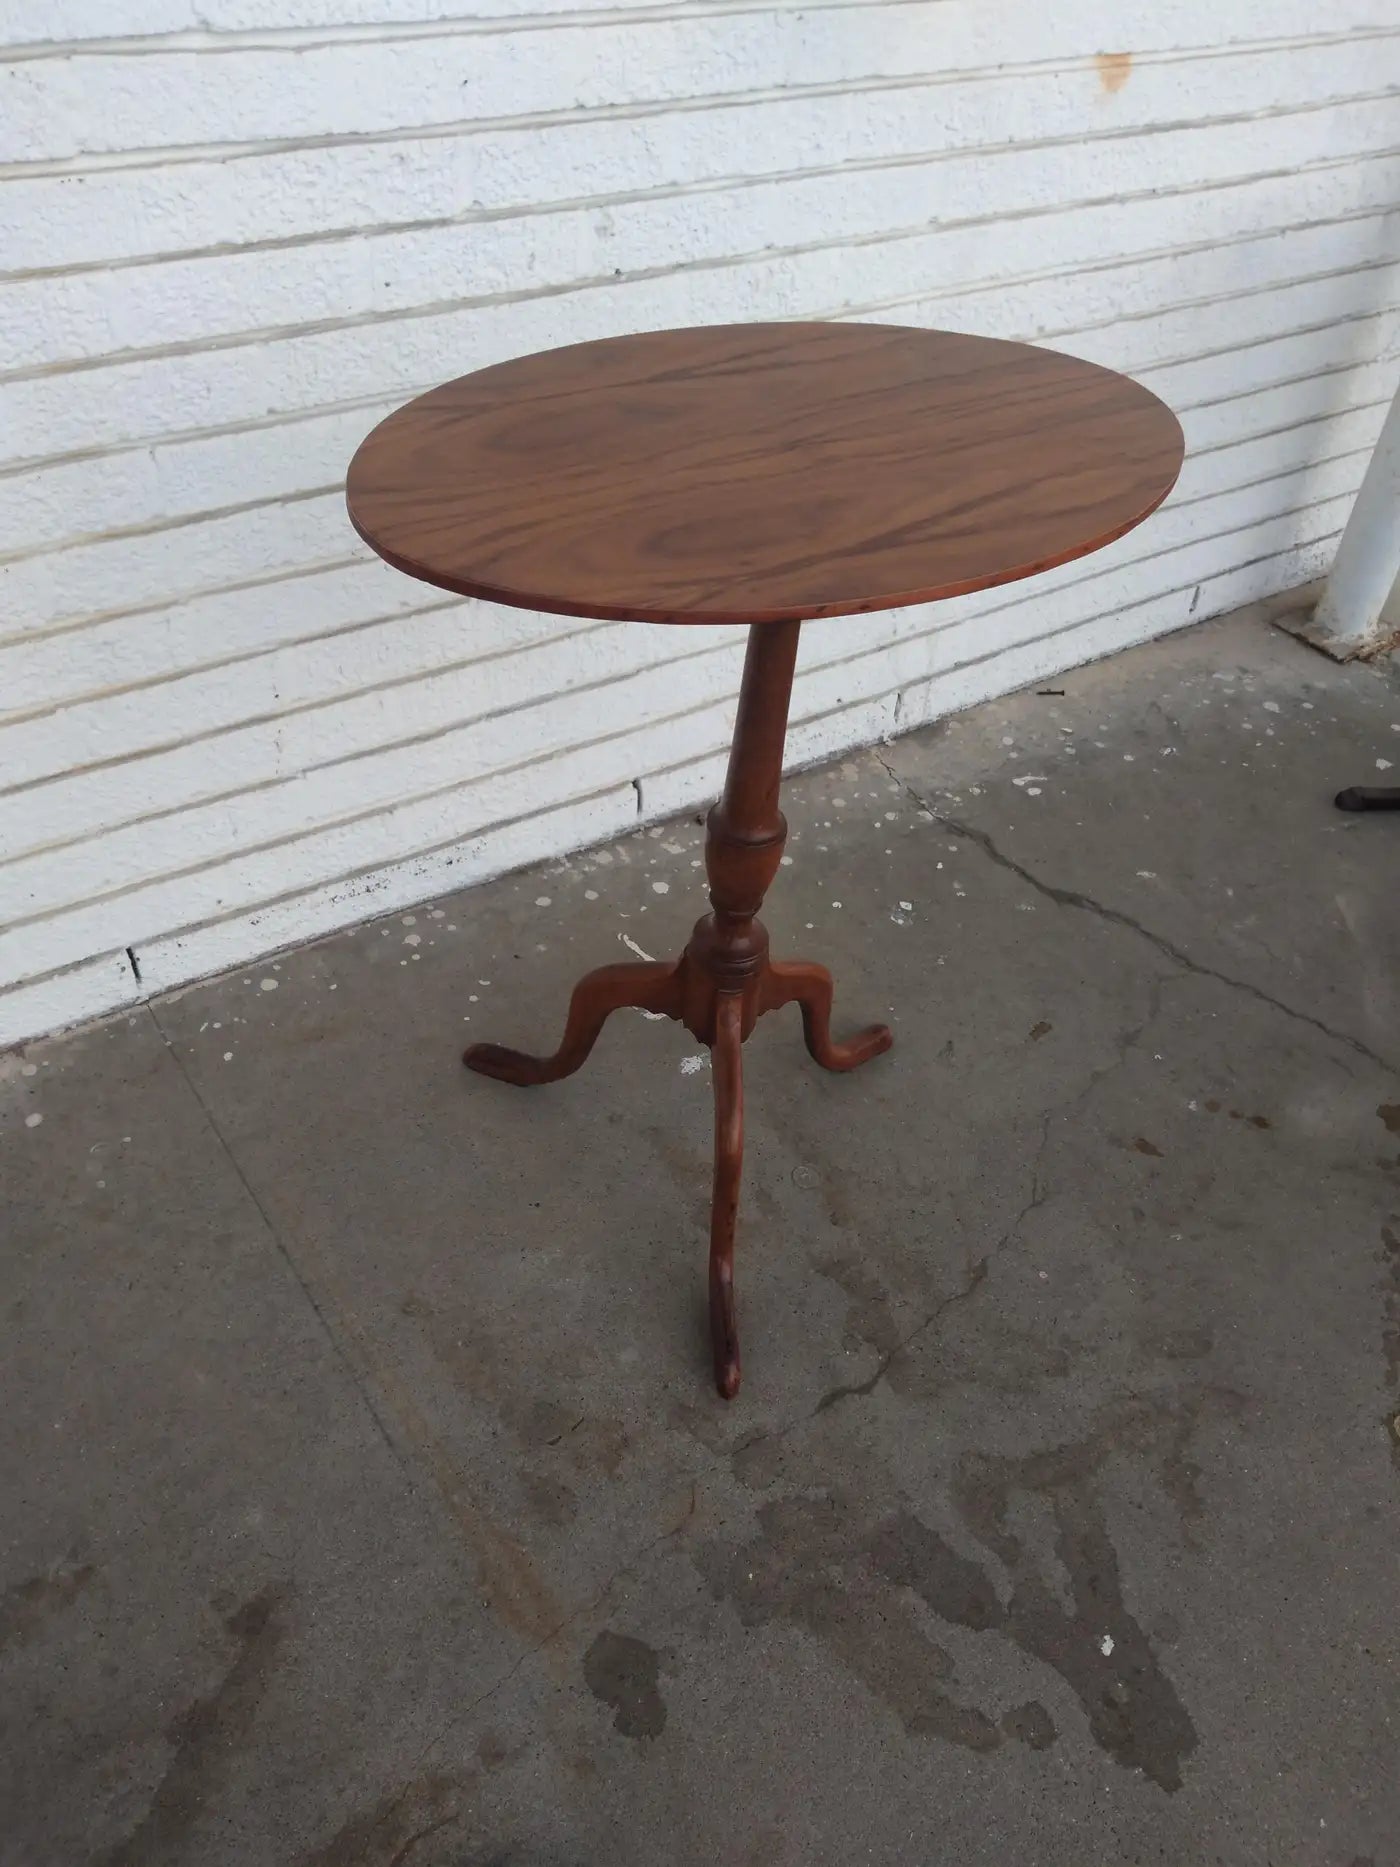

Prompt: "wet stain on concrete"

[702,1490,999,1752]
[705,1394,1231,1790]
[1378,1105,1400,1136]
[953,1415,1204,1790]
[0,1557,94,1656]
[583,1630,667,1740]
[300,1773,461,1866]
[1028,1021,1053,1042]
[1227,1110,1272,1130]
[1130,1137,1165,1158]
[1000,1701,1057,1749]
[98,1583,290,1866]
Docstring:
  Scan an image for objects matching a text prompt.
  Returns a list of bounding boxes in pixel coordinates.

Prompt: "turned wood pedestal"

[346,322,1184,1397]
[464,616,890,1397]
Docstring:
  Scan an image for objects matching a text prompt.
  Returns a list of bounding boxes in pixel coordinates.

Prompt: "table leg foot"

[463,959,682,1085]
[709,993,745,1399]
[762,958,893,1072]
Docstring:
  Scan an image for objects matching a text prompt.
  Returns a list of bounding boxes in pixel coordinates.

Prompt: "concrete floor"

[4,604,1399,1866]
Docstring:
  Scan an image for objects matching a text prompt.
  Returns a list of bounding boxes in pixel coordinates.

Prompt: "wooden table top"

[346,323,1184,627]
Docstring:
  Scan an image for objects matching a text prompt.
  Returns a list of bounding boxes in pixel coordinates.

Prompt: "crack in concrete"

[790,1099,1062,1425]
[875,751,1397,1078]
[812,1254,991,1416]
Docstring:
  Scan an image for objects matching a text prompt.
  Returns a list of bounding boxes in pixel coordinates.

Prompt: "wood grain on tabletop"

[346,322,1185,626]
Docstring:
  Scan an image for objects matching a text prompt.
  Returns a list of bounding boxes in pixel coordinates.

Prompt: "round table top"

[346,323,1183,627]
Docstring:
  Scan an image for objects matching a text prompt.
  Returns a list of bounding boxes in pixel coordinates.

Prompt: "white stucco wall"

[2,0,1397,1045]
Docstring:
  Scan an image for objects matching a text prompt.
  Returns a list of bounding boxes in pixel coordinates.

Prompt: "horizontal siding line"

[3,526,1328,951]
[818,541,1339,733]
[7,368,1380,597]
[4,42,1395,184]
[1,0,969,61]
[36,3,1398,61]
[1146,334,1394,409]
[0,385,412,483]
[1171,439,1377,511]
[0,481,340,568]
[7,113,1398,286]
[6,191,1392,390]
[1035,280,1399,356]
[827,244,1398,336]
[1187,397,1391,456]
[6,296,1390,490]
[0,949,131,1012]
[6,11,1391,69]
[0,480,1356,875]
[0,550,364,652]
[0,587,473,765]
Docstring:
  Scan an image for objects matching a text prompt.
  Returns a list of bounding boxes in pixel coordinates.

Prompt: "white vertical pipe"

[1307,379,1400,659]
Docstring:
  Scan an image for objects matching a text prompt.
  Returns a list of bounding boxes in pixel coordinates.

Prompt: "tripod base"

[464,931,890,1398]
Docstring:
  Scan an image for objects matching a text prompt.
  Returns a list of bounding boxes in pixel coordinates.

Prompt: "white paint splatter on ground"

[260,978,279,992]
[1100,1634,1115,1657]
[651,881,670,895]
[620,933,655,961]
[535,895,552,907]
[403,934,421,948]
[679,1055,708,1075]
[25,1112,43,1128]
